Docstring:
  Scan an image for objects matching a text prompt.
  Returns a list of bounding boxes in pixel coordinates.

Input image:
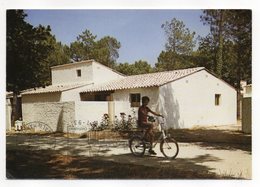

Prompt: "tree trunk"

[11,91,19,127]
[216,10,224,78]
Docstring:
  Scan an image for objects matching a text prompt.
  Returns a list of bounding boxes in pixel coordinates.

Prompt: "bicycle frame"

[137,117,167,148]
[150,120,167,148]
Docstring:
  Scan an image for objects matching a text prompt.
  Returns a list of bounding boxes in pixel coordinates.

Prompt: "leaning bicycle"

[129,116,179,159]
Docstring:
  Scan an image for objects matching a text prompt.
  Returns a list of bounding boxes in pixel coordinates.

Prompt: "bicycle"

[129,116,179,159]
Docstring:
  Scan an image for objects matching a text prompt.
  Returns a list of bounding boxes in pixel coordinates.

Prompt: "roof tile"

[22,82,93,95]
[81,67,204,93]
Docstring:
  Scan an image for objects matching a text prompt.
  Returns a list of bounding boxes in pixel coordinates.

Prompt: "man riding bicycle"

[138,96,163,155]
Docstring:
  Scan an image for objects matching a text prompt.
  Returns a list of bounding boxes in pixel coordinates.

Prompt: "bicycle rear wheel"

[129,136,146,157]
[160,137,179,159]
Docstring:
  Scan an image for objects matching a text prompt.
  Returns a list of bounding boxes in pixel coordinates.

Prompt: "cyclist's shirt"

[138,105,152,125]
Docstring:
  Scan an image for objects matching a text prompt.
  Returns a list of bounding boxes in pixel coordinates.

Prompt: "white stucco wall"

[75,101,131,123]
[75,101,108,125]
[51,62,93,85]
[92,62,125,84]
[113,101,133,117]
[51,61,124,86]
[22,101,75,132]
[159,70,237,129]
[73,101,131,133]
[61,85,93,102]
[22,93,75,132]
[112,87,160,112]
[112,88,160,126]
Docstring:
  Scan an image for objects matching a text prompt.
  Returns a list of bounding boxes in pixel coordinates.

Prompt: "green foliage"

[69,29,121,67]
[70,29,96,61]
[161,18,196,55]
[200,10,228,78]
[199,10,252,88]
[156,10,251,90]
[7,10,55,92]
[155,50,209,72]
[92,36,121,67]
[115,60,153,75]
[155,51,182,71]
[132,60,154,74]
[197,34,217,72]
[43,41,71,85]
[155,18,196,71]
[226,10,252,85]
[115,62,134,75]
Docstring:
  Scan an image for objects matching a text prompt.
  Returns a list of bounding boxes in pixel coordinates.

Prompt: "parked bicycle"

[129,116,179,159]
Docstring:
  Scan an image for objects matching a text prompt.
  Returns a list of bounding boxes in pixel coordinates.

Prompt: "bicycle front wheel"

[160,137,179,159]
[129,136,146,157]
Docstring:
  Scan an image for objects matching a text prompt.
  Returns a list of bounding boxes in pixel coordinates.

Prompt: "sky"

[24,9,210,66]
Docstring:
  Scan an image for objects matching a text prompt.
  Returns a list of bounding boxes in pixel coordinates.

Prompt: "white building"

[21,60,237,132]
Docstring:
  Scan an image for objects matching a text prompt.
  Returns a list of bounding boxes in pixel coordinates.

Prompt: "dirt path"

[6,130,251,179]
[79,141,251,179]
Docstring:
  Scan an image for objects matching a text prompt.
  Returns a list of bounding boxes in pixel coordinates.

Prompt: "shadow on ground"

[6,127,251,179]
[7,149,230,179]
[170,129,251,152]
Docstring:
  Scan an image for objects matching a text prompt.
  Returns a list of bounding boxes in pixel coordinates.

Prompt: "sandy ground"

[6,127,251,179]
[73,141,251,179]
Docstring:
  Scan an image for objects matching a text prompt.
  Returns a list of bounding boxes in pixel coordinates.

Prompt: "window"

[76,69,81,77]
[130,93,141,107]
[215,94,221,106]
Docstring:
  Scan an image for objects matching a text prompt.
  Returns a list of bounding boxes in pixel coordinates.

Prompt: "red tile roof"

[81,67,205,93]
[22,82,93,95]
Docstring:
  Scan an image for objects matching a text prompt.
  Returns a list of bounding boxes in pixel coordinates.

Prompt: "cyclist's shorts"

[138,122,153,129]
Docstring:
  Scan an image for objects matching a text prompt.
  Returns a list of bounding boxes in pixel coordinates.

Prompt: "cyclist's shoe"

[148,149,157,155]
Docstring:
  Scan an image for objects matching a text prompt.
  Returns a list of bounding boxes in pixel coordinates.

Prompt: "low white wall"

[22,100,133,133]
[75,101,108,124]
[22,101,75,132]
[75,101,132,123]
[73,101,132,133]
[6,99,12,131]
